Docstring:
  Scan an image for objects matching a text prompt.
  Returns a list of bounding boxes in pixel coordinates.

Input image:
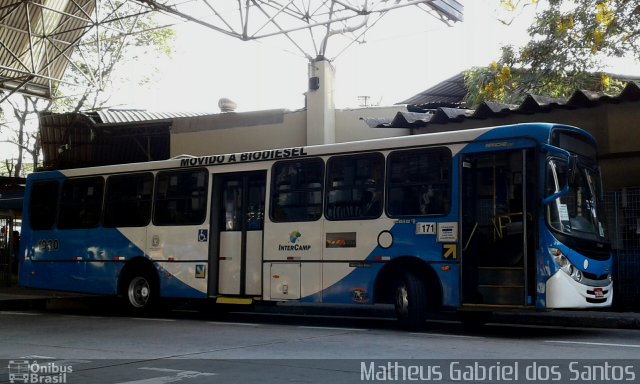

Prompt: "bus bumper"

[546,270,613,309]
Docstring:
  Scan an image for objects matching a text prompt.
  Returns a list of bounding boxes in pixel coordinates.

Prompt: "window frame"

[104,172,154,228]
[386,147,452,218]
[57,176,105,229]
[325,152,385,221]
[28,180,60,230]
[152,168,209,226]
[270,157,325,223]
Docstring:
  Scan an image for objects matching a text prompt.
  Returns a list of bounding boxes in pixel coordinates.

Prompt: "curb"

[493,311,640,330]
[1,294,638,329]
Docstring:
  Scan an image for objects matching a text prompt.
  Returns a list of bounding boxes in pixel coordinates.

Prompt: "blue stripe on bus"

[20,260,122,295]
[20,226,205,298]
[313,221,461,306]
[156,264,207,299]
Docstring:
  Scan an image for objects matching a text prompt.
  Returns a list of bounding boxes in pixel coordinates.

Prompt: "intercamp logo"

[7,360,73,384]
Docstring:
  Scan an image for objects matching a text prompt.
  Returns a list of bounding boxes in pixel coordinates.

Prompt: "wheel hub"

[396,283,409,317]
[128,276,151,308]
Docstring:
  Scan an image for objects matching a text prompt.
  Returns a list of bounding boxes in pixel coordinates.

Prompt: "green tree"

[465,0,637,107]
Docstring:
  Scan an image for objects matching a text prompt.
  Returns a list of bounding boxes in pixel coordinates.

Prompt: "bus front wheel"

[394,271,428,330]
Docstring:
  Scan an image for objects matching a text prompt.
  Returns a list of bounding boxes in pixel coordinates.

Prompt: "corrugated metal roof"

[398,72,466,106]
[38,109,215,169]
[92,109,210,124]
[0,0,96,99]
[399,71,640,108]
[367,81,640,129]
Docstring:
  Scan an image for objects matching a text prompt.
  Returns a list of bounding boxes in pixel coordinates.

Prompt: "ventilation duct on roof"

[218,98,237,113]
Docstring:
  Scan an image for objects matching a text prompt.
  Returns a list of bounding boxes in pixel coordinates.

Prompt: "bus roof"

[30,122,590,179]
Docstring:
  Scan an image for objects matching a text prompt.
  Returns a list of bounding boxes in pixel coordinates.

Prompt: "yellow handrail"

[462,222,479,252]
[491,212,524,239]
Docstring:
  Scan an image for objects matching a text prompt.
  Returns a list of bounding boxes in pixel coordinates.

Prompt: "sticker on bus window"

[558,204,570,221]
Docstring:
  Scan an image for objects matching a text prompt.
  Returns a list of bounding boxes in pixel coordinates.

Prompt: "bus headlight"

[550,248,582,282]
[571,269,582,283]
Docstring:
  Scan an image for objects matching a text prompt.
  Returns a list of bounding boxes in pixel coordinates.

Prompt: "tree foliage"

[465,0,639,107]
[0,1,175,176]
[0,96,49,177]
[53,2,175,112]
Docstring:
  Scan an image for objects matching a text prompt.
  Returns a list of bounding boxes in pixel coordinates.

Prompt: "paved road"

[1,307,639,383]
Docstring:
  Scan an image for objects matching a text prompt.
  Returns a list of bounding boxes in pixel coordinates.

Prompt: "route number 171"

[416,222,436,235]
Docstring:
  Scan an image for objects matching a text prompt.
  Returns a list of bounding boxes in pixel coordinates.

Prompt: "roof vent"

[218,98,237,113]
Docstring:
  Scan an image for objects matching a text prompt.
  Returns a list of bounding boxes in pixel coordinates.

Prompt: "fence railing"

[606,189,640,309]
[0,217,17,286]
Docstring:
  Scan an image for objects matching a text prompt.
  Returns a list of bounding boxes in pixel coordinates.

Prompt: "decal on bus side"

[195,264,206,278]
[180,147,308,167]
[442,244,457,260]
[37,239,59,252]
[278,230,312,251]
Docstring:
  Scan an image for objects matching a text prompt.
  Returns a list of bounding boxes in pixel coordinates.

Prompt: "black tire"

[122,269,159,313]
[394,271,428,330]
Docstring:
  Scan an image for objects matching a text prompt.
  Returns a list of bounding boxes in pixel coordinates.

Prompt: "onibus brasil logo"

[7,360,73,384]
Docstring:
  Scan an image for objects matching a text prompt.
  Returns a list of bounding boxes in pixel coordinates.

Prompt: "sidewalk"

[0,285,638,329]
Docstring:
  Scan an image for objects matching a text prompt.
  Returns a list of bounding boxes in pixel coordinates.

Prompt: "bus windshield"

[545,158,608,243]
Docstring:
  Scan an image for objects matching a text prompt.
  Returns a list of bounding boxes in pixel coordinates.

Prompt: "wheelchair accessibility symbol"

[198,229,208,242]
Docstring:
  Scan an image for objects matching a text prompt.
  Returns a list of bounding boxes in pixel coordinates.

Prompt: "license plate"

[594,288,604,298]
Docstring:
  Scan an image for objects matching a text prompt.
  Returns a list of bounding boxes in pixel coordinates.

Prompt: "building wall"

[170,109,307,157]
[169,100,640,190]
[335,106,409,142]
[170,105,409,157]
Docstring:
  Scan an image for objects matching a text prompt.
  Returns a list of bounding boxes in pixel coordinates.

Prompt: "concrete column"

[306,57,336,145]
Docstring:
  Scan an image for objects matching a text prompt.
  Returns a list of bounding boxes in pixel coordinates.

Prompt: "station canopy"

[0,0,463,101]
[0,0,161,101]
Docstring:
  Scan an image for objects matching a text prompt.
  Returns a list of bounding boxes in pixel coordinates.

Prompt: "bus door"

[460,149,535,306]
[209,171,266,297]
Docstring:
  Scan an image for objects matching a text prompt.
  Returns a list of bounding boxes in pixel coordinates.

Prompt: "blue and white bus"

[19,122,612,327]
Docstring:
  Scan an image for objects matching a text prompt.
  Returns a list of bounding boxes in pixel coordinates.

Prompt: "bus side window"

[325,153,384,220]
[387,148,451,217]
[58,177,104,229]
[271,158,324,222]
[29,181,59,230]
[154,169,208,226]
[104,173,154,228]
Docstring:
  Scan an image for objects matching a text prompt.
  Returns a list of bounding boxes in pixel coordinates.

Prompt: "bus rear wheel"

[128,276,152,308]
[394,271,428,330]
[122,270,158,313]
